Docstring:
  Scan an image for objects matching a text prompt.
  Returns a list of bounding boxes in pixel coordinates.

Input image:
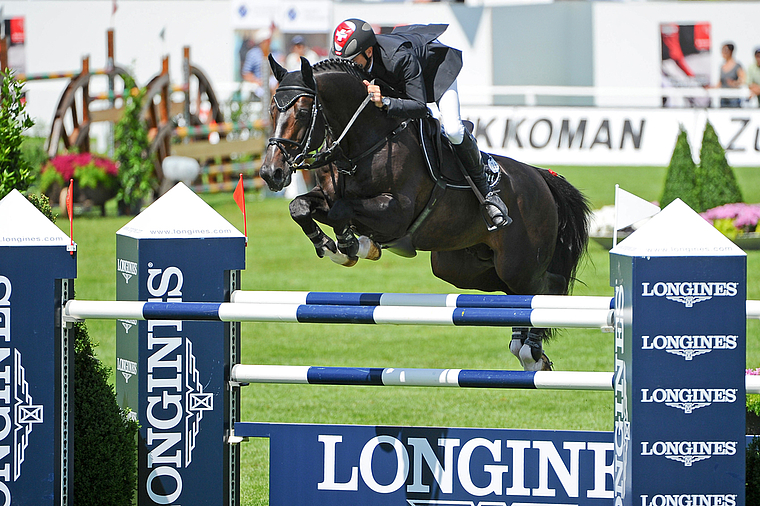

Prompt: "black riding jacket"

[370,24,463,119]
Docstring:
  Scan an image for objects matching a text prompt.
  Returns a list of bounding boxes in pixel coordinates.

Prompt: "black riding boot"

[454,131,511,229]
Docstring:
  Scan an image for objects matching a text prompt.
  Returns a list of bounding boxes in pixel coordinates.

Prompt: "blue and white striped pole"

[231,290,615,309]
[64,300,614,328]
[231,290,760,318]
[230,365,760,393]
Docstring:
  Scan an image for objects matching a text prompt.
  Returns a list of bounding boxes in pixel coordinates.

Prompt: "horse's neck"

[316,74,396,144]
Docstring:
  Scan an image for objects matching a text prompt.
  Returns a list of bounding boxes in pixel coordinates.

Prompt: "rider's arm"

[383,51,428,119]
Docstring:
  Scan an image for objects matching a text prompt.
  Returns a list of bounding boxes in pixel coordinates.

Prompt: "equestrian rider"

[330,19,511,229]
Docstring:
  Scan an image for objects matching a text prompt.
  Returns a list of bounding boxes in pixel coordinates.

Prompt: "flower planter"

[40,153,119,216]
[44,179,118,217]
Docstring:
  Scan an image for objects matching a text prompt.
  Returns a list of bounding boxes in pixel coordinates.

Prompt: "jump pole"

[0,190,76,505]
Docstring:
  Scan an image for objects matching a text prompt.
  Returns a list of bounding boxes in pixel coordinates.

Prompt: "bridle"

[267,85,324,171]
[267,79,410,175]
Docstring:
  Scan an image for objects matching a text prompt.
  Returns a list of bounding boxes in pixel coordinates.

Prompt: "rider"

[329,19,511,229]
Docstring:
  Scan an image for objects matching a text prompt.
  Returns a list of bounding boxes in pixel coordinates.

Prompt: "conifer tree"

[697,120,743,212]
[660,127,699,209]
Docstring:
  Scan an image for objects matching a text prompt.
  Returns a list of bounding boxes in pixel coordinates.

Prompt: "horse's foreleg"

[289,190,380,266]
[289,191,340,259]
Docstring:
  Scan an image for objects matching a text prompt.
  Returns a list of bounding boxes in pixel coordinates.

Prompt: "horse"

[259,56,591,371]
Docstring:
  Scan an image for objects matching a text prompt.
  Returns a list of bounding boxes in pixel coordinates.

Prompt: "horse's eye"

[296,108,310,120]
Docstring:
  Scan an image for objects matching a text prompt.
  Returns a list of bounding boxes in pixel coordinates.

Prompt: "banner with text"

[462,106,760,167]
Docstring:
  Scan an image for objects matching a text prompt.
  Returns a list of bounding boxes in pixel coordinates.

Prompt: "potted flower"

[39,152,119,216]
[700,203,760,249]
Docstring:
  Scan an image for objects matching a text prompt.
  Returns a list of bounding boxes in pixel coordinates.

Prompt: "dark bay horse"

[259,56,591,371]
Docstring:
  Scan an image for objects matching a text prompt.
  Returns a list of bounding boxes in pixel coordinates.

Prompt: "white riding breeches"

[436,80,465,145]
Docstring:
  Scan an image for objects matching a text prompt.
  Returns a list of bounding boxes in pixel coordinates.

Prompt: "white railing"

[459,85,759,109]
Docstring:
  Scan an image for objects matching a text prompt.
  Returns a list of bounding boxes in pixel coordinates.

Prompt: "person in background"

[285,35,319,71]
[717,42,746,108]
[242,28,272,92]
[747,46,760,107]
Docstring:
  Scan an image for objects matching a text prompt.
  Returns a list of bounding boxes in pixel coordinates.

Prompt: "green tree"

[697,120,743,212]
[0,69,35,199]
[114,76,156,209]
[74,321,138,505]
[660,127,699,210]
[748,437,760,504]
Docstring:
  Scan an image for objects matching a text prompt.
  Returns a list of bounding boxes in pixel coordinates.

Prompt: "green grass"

[57,165,760,505]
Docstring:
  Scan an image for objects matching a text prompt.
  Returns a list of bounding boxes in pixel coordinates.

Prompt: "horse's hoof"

[358,236,382,261]
[342,257,358,267]
[540,353,554,371]
[509,338,523,359]
[325,249,357,267]
[518,344,553,371]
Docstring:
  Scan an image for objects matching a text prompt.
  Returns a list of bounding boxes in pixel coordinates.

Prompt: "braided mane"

[312,58,370,83]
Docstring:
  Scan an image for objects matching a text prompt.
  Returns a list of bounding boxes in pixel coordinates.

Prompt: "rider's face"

[352,47,373,71]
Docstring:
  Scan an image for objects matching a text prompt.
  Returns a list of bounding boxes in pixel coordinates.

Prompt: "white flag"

[613,185,660,245]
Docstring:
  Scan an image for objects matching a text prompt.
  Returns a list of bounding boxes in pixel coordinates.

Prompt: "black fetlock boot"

[454,131,512,230]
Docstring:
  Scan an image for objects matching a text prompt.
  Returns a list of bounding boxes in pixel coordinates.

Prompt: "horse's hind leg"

[510,327,553,371]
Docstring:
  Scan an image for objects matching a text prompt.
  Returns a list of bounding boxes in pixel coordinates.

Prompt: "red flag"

[233,174,248,243]
[67,179,74,254]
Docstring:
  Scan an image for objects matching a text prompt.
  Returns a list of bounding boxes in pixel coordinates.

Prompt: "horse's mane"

[312,58,370,84]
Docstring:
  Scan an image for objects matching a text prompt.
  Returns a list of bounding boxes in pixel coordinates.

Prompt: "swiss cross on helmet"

[330,19,376,60]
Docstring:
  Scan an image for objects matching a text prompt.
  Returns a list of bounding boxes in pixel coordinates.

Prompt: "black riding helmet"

[330,19,376,60]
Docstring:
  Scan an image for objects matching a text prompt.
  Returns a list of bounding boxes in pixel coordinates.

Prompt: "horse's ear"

[269,54,288,82]
[300,57,316,90]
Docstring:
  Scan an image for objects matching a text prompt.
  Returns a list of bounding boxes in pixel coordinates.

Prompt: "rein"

[268,78,409,175]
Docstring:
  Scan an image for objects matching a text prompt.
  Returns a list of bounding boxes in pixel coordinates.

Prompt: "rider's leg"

[438,83,511,229]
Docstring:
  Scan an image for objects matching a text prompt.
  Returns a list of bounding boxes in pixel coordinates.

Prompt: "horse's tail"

[539,169,591,294]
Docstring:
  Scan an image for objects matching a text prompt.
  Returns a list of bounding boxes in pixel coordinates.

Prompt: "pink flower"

[700,203,760,233]
[43,153,119,179]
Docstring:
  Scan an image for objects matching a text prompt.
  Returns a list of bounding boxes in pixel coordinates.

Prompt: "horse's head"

[260,56,395,192]
[260,55,324,191]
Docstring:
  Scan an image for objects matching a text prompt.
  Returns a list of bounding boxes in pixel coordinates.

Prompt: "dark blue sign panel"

[116,229,245,506]
[611,254,746,506]
[238,422,615,505]
[0,245,76,505]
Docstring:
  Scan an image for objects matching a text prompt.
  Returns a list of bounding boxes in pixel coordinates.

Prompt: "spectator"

[748,46,760,107]
[285,35,319,71]
[717,42,746,108]
[242,28,272,92]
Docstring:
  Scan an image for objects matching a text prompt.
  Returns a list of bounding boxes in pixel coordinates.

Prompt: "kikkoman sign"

[463,106,760,167]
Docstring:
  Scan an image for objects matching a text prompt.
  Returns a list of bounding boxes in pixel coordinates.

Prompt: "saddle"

[381,117,503,259]
[417,117,501,190]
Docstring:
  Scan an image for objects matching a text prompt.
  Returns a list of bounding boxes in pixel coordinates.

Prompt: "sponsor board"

[240,422,615,505]
[611,234,746,505]
[462,106,760,167]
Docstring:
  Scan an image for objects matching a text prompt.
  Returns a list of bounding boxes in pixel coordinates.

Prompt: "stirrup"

[481,192,512,231]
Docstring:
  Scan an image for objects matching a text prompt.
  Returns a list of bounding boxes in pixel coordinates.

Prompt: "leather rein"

[267,82,410,175]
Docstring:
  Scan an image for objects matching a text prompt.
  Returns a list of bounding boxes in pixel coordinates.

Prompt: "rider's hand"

[363,80,384,108]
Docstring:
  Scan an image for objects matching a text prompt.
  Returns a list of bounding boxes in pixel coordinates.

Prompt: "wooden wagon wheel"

[142,70,173,183]
[184,64,225,128]
[46,64,132,158]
